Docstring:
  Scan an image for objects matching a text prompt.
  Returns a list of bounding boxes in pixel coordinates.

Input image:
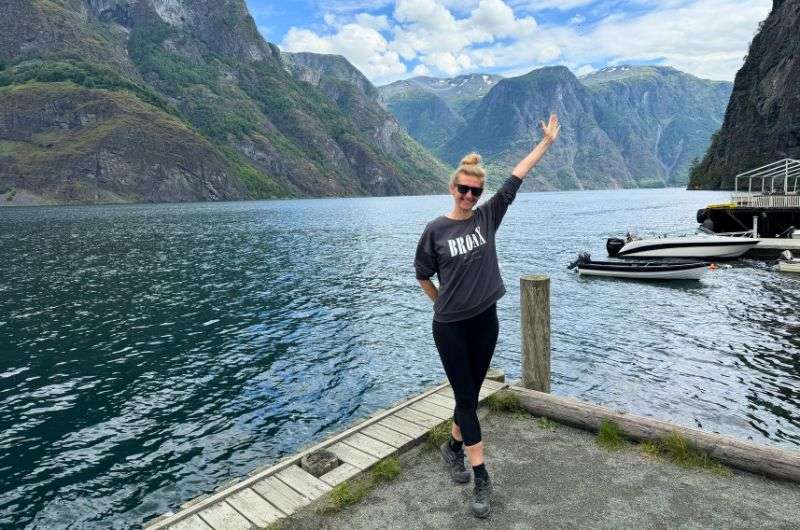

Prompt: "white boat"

[778,250,800,273]
[568,253,708,281]
[606,235,758,259]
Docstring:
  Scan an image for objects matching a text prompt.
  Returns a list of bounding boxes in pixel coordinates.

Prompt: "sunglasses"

[456,184,483,197]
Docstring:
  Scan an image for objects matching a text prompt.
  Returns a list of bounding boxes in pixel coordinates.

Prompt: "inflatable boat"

[569,253,709,281]
[778,251,800,273]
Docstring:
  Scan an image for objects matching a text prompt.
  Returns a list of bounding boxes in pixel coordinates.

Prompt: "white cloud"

[510,0,597,11]
[279,0,770,83]
[355,13,390,30]
[424,52,475,75]
[470,0,537,38]
[282,27,335,54]
[281,23,407,82]
[580,0,771,80]
[411,63,430,76]
[569,14,585,25]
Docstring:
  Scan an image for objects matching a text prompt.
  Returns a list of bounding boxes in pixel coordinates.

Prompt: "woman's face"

[450,173,484,211]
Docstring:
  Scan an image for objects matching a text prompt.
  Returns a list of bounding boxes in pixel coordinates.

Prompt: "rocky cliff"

[0,0,448,205]
[0,82,248,204]
[281,52,450,189]
[436,66,731,191]
[688,0,800,189]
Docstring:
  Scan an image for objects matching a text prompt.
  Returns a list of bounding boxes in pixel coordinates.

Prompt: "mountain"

[0,0,448,205]
[378,74,502,150]
[583,66,732,187]
[689,0,800,189]
[437,66,731,191]
[281,52,449,186]
[405,74,504,120]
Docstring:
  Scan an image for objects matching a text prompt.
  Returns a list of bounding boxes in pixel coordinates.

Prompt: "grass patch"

[371,456,401,481]
[485,391,522,414]
[426,419,453,451]
[319,456,402,514]
[324,481,370,512]
[511,409,532,420]
[596,420,628,451]
[639,440,661,457]
[646,432,732,476]
[537,417,557,431]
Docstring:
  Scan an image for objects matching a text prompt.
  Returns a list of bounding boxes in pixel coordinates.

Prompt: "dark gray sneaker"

[472,475,492,518]
[440,441,470,483]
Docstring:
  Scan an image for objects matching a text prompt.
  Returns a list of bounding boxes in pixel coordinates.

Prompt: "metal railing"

[732,159,800,207]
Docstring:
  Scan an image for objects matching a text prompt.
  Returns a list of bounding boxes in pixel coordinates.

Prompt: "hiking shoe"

[472,475,492,518]
[440,441,470,483]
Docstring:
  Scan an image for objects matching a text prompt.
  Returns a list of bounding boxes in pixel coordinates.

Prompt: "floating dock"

[697,159,800,238]
[754,237,800,251]
[745,237,800,258]
[143,379,507,530]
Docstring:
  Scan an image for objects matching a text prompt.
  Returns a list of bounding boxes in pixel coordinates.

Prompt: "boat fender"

[568,252,591,270]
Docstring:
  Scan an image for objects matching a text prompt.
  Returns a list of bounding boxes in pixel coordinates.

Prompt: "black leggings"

[432,304,499,446]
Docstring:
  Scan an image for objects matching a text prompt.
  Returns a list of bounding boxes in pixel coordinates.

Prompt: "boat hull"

[778,261,800,273]
[577,261,708,281]
[616,237,758,259]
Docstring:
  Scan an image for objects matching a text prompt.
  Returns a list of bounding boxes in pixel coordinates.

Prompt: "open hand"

[513,113,561,178]
[540,113,560,145]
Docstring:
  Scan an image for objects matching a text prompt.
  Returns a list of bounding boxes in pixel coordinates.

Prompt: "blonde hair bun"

[460,153,482,166]
[451,152,486,185]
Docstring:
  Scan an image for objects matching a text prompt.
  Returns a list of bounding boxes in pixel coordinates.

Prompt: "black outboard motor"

[606,238,625,257]
[568,252,591,270]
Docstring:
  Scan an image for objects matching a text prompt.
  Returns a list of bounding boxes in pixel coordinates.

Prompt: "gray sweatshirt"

[414,175,523,322]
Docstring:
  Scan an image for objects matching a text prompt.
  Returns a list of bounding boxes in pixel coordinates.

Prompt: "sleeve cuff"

[507,174,523,190]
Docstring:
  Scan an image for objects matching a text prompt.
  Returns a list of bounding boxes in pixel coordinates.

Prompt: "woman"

[414,114,560,518]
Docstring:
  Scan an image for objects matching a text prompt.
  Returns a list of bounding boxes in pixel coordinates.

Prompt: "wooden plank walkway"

[144,379,507,530]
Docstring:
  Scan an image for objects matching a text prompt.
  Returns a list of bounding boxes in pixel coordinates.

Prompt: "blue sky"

[245,0,770,84]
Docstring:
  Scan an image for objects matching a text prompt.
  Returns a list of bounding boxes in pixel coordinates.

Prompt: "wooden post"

[520,275,550,392]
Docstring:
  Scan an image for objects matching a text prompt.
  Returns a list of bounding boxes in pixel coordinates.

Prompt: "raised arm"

[511,114,560,179]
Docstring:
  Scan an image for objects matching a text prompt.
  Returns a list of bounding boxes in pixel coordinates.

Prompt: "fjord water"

[2,189,798,529]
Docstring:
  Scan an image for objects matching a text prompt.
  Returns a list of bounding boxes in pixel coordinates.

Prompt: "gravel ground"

[278,409,800,530]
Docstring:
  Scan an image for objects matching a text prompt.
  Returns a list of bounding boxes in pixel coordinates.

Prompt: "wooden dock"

[143,379,507,530]
[755,237,800,251]
[745,237,800,258]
